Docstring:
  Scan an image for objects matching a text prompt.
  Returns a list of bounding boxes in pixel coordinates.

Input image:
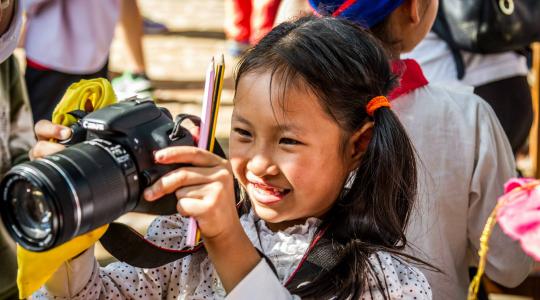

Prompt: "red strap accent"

[388,59,429,100]
[26,58,51,71]
[284,225,328,287]
[332,0,357,16]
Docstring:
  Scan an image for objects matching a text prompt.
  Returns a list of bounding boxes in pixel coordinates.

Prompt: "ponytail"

[353,106,416,248]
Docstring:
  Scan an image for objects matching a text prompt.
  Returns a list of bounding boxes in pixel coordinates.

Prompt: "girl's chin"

[252,203,280,218]
[251,206,307,232]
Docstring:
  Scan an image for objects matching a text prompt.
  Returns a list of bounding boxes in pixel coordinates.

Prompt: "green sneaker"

[112,71,154,101]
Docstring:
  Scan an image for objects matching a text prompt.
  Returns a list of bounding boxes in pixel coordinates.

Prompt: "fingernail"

[60,128,71,140]
[144,189,153,200]
[155,151,165,161]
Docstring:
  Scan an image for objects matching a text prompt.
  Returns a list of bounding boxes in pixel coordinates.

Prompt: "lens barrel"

[0,139,139,251]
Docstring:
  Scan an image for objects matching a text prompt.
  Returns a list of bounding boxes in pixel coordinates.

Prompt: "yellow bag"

[17,78,116,298]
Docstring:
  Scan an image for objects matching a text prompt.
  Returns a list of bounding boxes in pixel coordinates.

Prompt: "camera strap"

[99,222,204,268]
[100,221,340,292]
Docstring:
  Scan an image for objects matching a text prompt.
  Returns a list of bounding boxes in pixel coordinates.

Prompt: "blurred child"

[405,32,532,155]
[111,0,154,100]
[23,0,121,122]
[225,0,281,56]
[30,16,430,299]
[309,0,533,298]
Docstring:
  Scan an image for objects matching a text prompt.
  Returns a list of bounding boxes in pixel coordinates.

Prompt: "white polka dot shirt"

[32,211,431,299]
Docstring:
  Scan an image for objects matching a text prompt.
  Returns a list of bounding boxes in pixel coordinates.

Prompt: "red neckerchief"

[26,58,51,71]
[388,59,429,100]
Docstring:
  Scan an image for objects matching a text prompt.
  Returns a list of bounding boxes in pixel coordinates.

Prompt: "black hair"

[235,16,419,299]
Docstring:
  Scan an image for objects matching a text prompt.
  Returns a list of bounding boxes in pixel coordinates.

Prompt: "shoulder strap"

[431,8,466,79]
[285,226,344,290]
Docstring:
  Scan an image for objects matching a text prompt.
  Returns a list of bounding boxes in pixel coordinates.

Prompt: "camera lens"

[10,180,52,240]
[0,139,139,251]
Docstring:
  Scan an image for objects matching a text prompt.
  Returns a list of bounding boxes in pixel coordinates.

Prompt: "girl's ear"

[409,0,421,24]
[348,121,374,171]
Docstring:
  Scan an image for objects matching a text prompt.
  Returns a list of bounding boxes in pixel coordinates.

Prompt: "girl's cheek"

[274,159,300,183]
[229,157,246,180]
[229,141,251,165]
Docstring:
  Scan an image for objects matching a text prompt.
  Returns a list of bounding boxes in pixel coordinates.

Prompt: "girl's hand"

[143,146,239,241]
[30,120,71,160]
[144,146,261,292]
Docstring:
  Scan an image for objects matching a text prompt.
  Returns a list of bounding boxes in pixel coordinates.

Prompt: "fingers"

[144,166,221,201]
[175,183,222,217]
[176,197,211,218]
[29,140,66,160]
[35,120,71,141]
[154,146,224,167]
[174,182,235,218]
[174,185,208,217]
[174,184,210,201]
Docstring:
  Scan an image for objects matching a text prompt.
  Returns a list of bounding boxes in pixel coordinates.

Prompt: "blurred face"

[230,72,354,231]
[0,0,15,36]
[0,0,18,63]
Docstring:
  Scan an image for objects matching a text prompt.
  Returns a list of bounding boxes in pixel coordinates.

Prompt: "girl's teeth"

[255,184,284,195]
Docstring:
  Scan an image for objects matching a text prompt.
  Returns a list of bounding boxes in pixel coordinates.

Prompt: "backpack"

[432,0,540,79]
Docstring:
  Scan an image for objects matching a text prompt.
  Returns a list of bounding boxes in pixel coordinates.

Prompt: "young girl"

[309,0,533,298]
[30,16,431,299]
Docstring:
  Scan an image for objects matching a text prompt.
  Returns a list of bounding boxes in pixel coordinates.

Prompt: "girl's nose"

[246,154,279,177]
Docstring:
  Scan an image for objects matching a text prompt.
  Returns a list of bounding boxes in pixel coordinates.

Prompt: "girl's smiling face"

[230,71,356,231]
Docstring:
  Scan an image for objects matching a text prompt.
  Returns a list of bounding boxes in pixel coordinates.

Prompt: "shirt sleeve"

[32,216,191,299]
[468,99,533,287]
[8,56,35,165]
[365,252,432,300]
[226,260,300,300]
[32,248,176,300]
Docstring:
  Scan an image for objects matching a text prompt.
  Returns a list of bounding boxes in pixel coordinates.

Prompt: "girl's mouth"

[248,182,290,205]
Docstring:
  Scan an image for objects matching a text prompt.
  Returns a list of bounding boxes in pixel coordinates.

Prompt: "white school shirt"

[23,0,120,74]
[403,32,529,86]
[393,79,533,299]
[33,210,432,299]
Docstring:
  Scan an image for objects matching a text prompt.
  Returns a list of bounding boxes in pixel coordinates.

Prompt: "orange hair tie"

[366,96,391,117]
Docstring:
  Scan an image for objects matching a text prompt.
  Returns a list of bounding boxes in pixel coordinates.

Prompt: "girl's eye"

[279,137,301,145]
[233,128,252,138]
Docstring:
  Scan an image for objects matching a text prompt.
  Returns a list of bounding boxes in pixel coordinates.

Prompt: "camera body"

[0,99,195,251]
[67,98,194,190]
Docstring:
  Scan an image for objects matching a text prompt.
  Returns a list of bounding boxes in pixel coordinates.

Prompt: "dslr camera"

[0,98,197,251]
